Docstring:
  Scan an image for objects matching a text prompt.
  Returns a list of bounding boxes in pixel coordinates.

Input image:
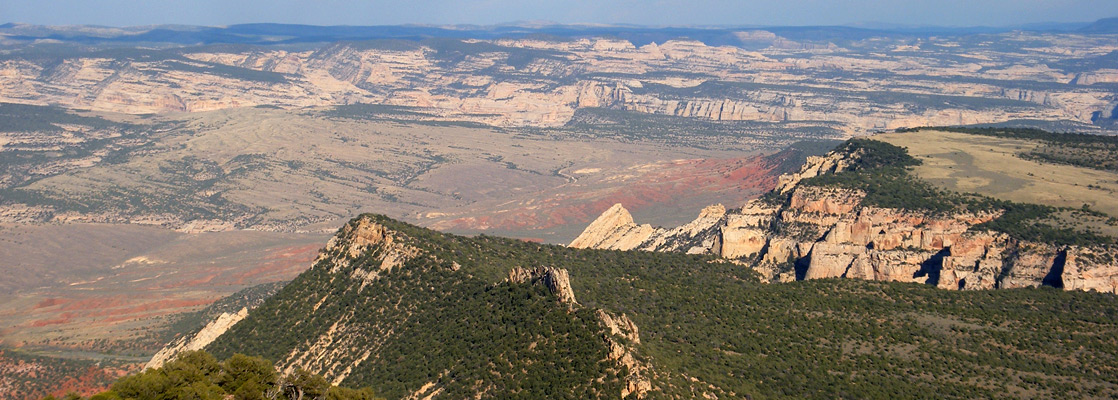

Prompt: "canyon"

[2,21,1118,399]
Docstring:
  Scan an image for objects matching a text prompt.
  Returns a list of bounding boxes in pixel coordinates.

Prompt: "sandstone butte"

[571,150,1118,294]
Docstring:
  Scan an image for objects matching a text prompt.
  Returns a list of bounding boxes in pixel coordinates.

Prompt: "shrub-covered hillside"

[207,216,629,399]
[200,214,1118,399]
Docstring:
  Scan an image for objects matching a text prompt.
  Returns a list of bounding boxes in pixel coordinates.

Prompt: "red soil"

[27,298,215,328]
[437,150,791,233]
[229,244,320,283]
[0,351,137,400]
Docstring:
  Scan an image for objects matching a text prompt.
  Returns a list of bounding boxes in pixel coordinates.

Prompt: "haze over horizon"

[4,0,1118,29]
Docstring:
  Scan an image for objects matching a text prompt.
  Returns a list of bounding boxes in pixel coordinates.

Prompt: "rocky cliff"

[572,142,1118,294]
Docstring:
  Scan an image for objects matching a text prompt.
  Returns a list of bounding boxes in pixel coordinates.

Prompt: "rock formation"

[320,216,420,285]
[572,146,1118,294]
[570,204,726,255]
[1063,247,1118,293]
[568,204,655,251]
[145,307,249,370]
[595,310,651,399]
[508,266,578,305]
[1072,70,1118,85]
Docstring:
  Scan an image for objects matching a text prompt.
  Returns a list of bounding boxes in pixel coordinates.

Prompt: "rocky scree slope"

[148,213,1118,399]
[572,137,1118,293]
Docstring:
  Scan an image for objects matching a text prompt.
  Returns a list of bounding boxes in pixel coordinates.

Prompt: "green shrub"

[67,351,379,400]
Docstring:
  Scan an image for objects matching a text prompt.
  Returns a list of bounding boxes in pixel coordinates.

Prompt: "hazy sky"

[4,0,1118,27]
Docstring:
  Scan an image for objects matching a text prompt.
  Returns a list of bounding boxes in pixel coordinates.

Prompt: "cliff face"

[572,150,1118,294]
[1072,69,1118,85]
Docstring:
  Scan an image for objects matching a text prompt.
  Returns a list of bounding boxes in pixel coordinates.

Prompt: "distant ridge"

[3,18,1117,48]
[1080,16,1118,33]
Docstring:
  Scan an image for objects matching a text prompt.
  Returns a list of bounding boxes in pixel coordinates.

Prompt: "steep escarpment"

[574,137,1118,293]
[152,213,1118,399]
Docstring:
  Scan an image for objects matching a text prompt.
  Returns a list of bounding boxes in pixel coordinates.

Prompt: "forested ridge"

[195,214,1118,399]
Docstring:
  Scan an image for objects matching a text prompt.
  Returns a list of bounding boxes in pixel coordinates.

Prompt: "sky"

[3,0,1118,28]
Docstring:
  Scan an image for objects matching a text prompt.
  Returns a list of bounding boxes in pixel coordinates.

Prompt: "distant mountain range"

[2,16,1117,48]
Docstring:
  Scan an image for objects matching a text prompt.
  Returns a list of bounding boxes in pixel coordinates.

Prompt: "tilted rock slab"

[145,307,249,370]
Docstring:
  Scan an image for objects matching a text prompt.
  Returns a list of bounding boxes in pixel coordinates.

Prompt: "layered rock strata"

[573,153,1118,293]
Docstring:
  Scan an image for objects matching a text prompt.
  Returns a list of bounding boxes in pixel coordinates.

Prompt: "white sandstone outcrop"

[145,307,249,370]
[569,204,656,251]
[571,145,1118,294]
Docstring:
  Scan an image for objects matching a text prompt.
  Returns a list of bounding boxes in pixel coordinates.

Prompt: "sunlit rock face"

[573,147,1118,294]
[2,32,1116,133]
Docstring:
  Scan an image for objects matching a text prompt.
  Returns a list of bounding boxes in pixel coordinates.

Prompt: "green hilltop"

[190,213,1118,399]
